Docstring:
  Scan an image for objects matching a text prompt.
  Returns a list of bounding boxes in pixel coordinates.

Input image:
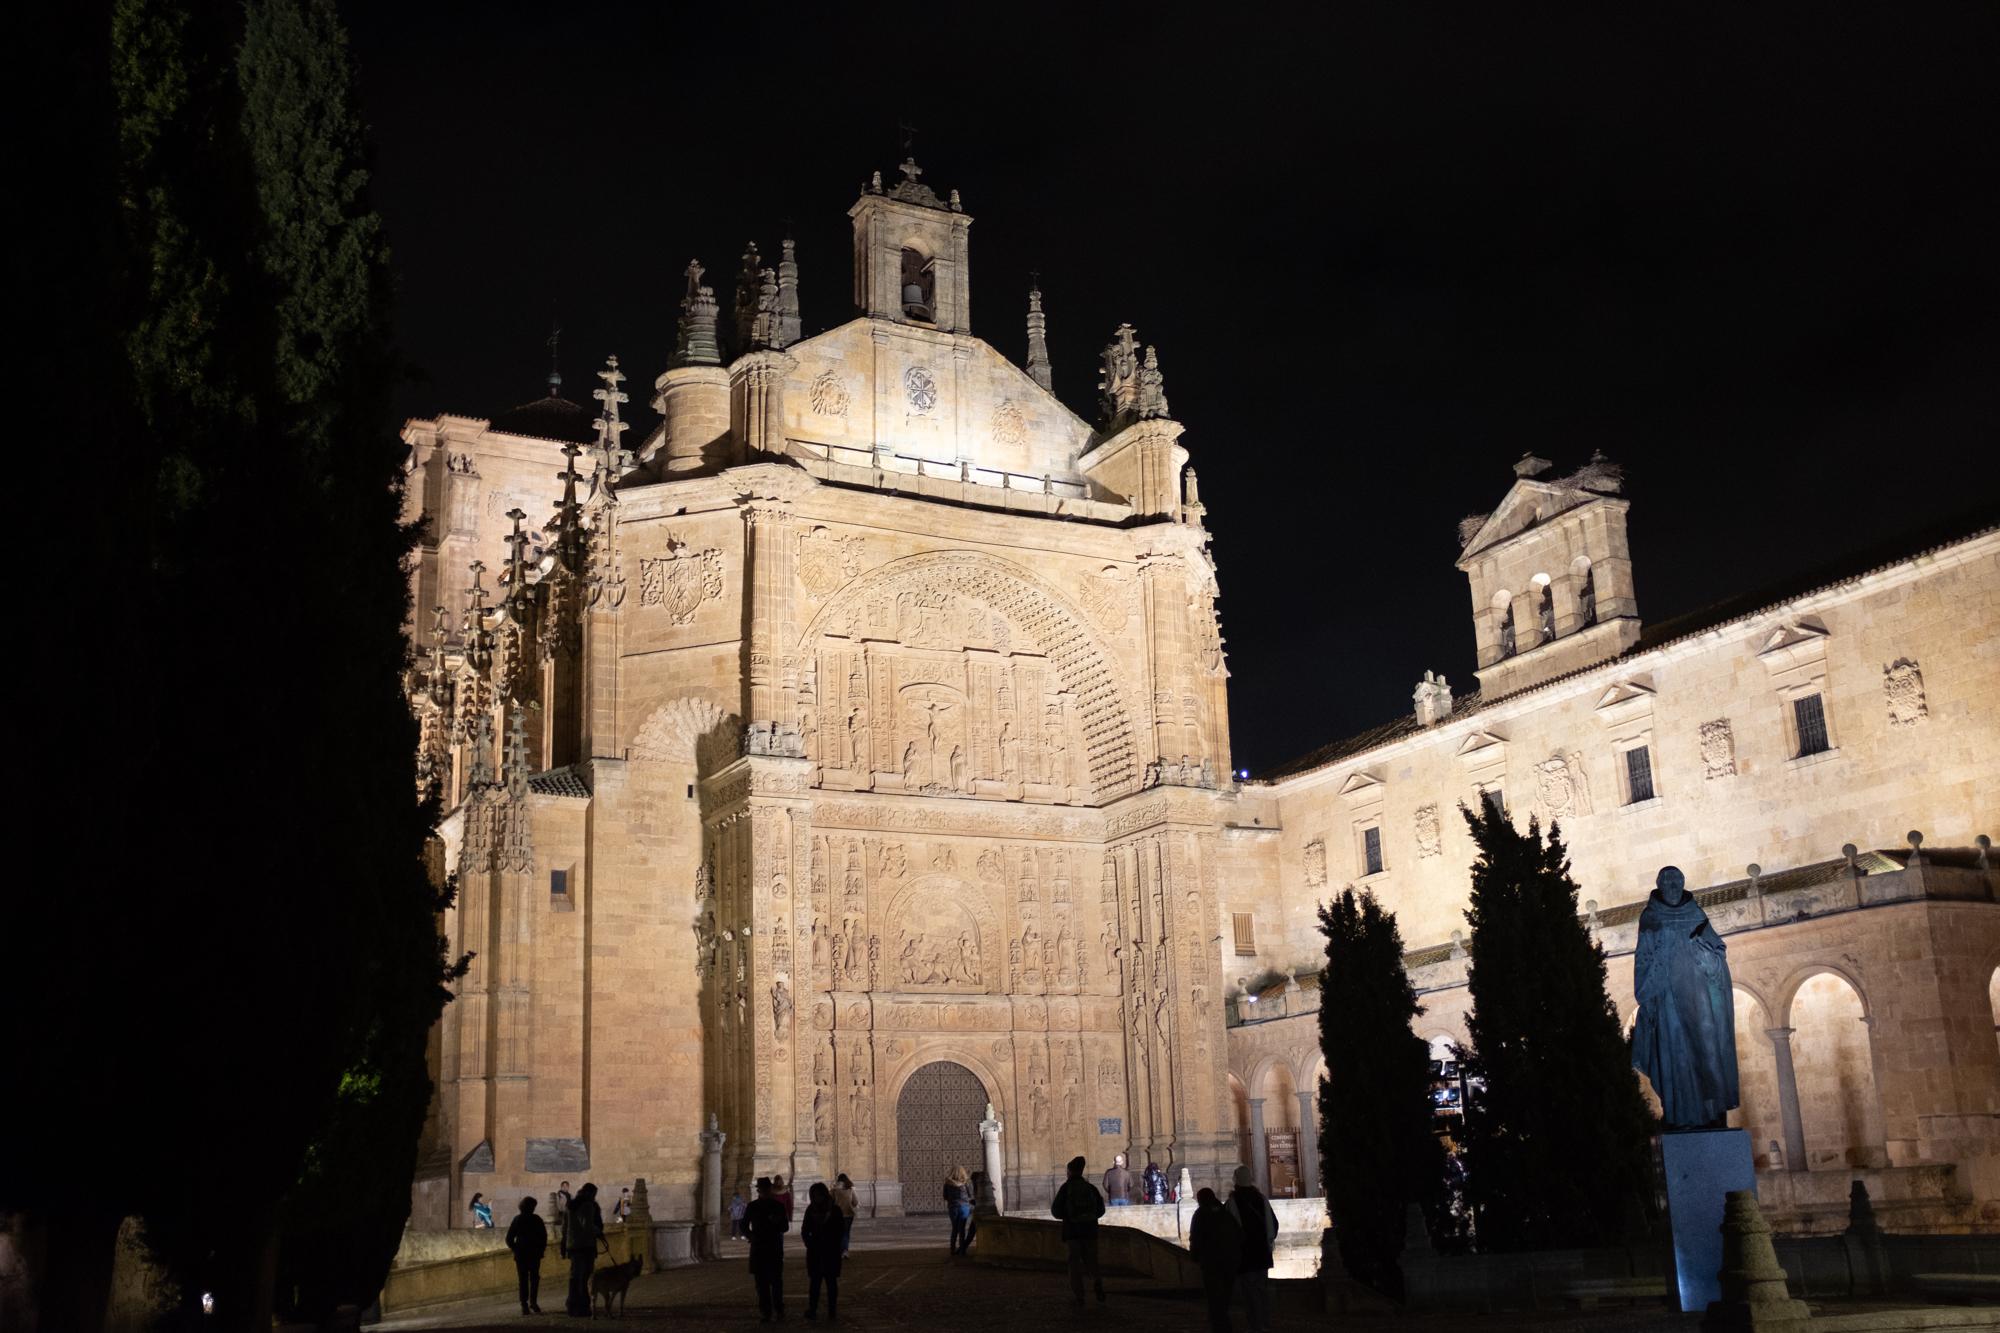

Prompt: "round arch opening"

[895,1060,988,1215]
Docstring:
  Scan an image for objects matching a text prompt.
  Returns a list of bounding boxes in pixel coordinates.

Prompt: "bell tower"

[849,157,973,333]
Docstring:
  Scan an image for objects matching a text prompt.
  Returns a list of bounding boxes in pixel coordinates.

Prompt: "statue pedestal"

[1662,1129,1755,1313]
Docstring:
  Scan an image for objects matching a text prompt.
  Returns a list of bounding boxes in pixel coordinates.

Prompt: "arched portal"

[896,1061,988,1214]
[1789,971,1884,1169]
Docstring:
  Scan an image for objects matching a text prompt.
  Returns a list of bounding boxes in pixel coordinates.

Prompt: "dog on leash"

[591,1256,642,1318]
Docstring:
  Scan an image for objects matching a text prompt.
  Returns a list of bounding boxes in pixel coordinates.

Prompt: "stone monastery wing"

[780,319,1095,486]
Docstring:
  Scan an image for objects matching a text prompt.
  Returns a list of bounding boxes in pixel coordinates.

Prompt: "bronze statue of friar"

[1630,866,1739,1130]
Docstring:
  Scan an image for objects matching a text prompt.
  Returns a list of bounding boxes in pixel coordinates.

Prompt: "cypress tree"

[11,2,458,1326]
[1316,888,1442,1295]
[1458,801,1655,1250]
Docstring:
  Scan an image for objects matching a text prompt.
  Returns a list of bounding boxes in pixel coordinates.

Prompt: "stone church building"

[401,159,1998,1240]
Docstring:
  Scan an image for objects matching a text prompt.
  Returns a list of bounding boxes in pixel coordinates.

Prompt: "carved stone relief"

[798,525,863,600]
[1884,658,1927,727]
[638,538,724,624]
[993,399,1026,446]
[1414,803,1442,858]
[1302,838,1327,888]
[903,365,937,415]
[807,369,851,418]
[1700,719,1737,779]
[630,696,739,766]
[1533,751,1592,821]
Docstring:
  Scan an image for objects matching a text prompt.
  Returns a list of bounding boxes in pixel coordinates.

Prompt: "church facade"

[402,160,1245,1229]
[401,159,1998,1241]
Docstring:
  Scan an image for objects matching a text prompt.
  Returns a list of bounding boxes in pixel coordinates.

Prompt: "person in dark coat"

[800,1181,844,1321]
[1049,1155,1106,1306]
[505,1196,548,1316]
[564,1182,605,1317]
[744,1176,791,1321]
[943,1165,973,1256]
[1187,1188,1243,1333]
[1225,1167,1278,1333]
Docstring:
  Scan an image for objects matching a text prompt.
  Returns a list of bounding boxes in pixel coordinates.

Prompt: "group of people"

[739,1172,858,1321]
[1055,1157,1280,1333]
[479,1179,613,1318]
[1099,1152,1173,1206]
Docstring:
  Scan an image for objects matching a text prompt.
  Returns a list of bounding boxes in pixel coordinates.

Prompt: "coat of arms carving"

[639,538,724,625]
[1699,719,1737,779]
[1883,658,1926,727]
[807,370,850,418]
[797,526,863,599]
[1302,838,1327,888]
[1079,566,1136,633]
[1533,751,1591,822]
[1414,803,1442,858]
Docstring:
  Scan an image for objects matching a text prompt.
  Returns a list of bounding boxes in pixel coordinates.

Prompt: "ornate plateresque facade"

[401,159,1240,1225]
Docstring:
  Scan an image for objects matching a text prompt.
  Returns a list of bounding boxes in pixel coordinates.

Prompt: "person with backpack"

[504,1196,548,1316]
[1049,1155,1106,1307]
[468,1192,494,1228]
[564,1182,606,1317]
[1225,1167,1279,1333]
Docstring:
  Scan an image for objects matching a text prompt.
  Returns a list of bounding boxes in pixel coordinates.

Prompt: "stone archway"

[895,1061,988,1214]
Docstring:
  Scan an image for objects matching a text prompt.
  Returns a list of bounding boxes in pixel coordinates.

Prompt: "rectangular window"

[1362,825,1384,876]
[1481,787,1505,817]
[1625,745,1656,803]
[550,868,569,898]
[1232,912,1257,956]
[1793,693,1830,757]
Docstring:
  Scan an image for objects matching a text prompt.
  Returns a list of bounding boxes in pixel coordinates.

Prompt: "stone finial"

[504,507,530,593]
[733,242,764,349]
[1906,829,1924,865]
[1136,345,1171,420]
[1513,453,1552,478]
[1976,834,1991,870]
[1097,323,1141,426]
[1025,283,1053,391]
[1747,863,1763,893]
[1414,671,1453,726]
[773,238,801,349]
[591,355,632,490]
[503,700,530,797]
[1704,1189,1810,1330]
[1448,929,1466,960]
[675,260,721,367]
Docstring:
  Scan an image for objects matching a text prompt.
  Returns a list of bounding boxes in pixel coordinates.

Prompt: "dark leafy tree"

[1458,801,1656,1250]
[11,2,458,1328]
[1317,888,1442,1296]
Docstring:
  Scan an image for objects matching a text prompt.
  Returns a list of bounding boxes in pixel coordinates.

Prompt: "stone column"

[979,1103,1005,1214]
[1247,1097,1270,1193]
[699,1113,727,1260]
[1766,1027,1808,1172]
[1295,1090,1321,1198]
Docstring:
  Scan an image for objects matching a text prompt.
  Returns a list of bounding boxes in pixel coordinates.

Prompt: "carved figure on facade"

[638,537,724,624]
[1699,719,1737,779]
[1883,658,1926,726]
[771,979,794,1037]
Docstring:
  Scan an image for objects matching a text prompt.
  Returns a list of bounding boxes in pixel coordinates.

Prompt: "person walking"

[613,1186,632,1224]
[554,1181,573,1257]
[1188,1188,1243,1333]
[1102,1153,1134,1207]
[505,1196,548,1316]
[729,1189,749,1240]
[830,1174,858,1256]
[469,1192,495,1228]
[744,1177,790,1322]
[1225,1167,1278,1333]
[943,1165,974,1256]
[801,1181,844,1321]
[1142,1160,1168,1205]
[774,1173,796,1224]
[1050,1155,1106,1307]
[564,1182,605,1318]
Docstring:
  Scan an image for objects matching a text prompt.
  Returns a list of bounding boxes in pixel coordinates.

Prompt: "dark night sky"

[347,3,1998,774]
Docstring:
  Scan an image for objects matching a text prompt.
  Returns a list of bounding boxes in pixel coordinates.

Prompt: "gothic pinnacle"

[591,354,631,494]
[774,237,801,349]
[674,261,721,367]
[1026,283,1053,392]
[734,243,764,349]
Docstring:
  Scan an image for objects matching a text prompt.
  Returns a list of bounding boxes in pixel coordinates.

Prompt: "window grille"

[1625,745,1656,803]
[1793,693,1830,757]
[1232,912,1257,956]
[1579,570,1598,626]
[1362,826,1384,876]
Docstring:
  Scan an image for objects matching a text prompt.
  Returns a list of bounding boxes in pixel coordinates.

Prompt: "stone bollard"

[626,1178,655,1272]
[1702,1190,1810,1332]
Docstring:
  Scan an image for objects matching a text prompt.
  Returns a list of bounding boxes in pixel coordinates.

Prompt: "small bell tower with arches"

[849,148,973,334]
